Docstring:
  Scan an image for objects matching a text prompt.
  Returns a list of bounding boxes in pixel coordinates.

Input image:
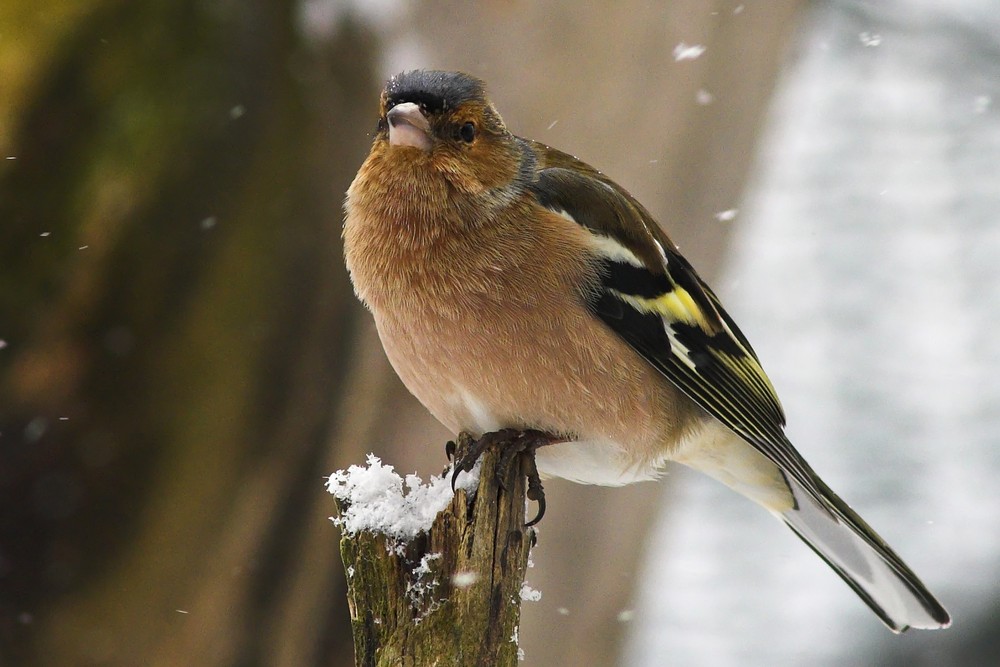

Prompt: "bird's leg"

[491,429,559,526]
[449,428,560,526]
[512,430,557,527]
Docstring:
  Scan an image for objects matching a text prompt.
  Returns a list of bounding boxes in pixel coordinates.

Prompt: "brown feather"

[344,116,704,473]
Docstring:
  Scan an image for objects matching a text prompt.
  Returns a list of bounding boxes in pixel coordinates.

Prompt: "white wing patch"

[586,233,646,268]
[549,206,576,224]
[663,321,699,371]
[650,238,670,267]
[545,204,646,268]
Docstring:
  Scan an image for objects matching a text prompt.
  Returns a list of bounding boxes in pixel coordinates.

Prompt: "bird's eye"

[376,117,387,134]
[458,122,476,143]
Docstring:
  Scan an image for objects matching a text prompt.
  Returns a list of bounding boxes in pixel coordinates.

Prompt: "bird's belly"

[373,295,702,485]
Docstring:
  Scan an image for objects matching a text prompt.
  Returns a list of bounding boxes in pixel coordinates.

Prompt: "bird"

[342,69,951,633]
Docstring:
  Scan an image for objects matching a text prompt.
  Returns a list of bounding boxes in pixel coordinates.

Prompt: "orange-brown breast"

[344,148,703,476]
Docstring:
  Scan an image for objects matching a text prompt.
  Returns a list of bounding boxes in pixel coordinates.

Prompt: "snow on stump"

[329,439,536,667]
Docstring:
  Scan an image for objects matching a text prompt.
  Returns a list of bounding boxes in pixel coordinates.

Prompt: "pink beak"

[387,102,432,150]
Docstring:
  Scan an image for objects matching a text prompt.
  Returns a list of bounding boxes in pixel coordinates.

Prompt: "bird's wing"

[525,157,828,499]
[526,147,950,631]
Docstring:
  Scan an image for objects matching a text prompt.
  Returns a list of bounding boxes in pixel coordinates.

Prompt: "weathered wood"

[335,442,534,667]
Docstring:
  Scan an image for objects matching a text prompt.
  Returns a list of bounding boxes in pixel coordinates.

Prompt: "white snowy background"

[626,1,1000,665]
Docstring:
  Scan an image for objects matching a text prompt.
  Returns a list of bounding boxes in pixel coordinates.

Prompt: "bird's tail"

[676,427,950,632]
[776,471,950,632]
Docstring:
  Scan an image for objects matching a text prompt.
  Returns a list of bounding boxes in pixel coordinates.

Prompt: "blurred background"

[1,1,995,665]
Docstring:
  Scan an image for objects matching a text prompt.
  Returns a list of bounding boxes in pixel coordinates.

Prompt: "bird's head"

[369,70,530,199]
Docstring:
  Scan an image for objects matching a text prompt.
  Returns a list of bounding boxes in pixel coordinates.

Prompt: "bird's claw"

[521,445,547,527]
[449,431,499,492]
[449,428,555,527]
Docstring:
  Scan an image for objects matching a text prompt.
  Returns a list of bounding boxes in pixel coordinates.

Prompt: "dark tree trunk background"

[0,2,379,664]
[0,1,801,665]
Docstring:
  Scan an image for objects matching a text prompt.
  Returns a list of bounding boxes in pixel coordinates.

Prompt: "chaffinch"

[342,69,950,632]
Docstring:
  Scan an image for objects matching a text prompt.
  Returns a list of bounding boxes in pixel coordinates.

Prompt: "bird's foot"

[449,429,520,490]
[450,429,558,527]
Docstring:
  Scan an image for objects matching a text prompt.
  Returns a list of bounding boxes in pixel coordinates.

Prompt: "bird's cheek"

[431,155,484,195]
[468,148,521,191]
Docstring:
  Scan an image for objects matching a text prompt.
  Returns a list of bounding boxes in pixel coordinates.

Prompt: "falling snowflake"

[673,42,706,61]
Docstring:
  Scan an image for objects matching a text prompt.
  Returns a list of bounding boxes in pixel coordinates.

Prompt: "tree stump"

[332,439,536,667]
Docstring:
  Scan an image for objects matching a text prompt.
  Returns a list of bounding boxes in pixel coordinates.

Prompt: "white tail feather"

[678,424,950,631]
[777,474,949,631]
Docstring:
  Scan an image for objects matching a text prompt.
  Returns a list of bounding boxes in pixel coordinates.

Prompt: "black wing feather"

[526,155,951,631]
[529,164,828,505]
